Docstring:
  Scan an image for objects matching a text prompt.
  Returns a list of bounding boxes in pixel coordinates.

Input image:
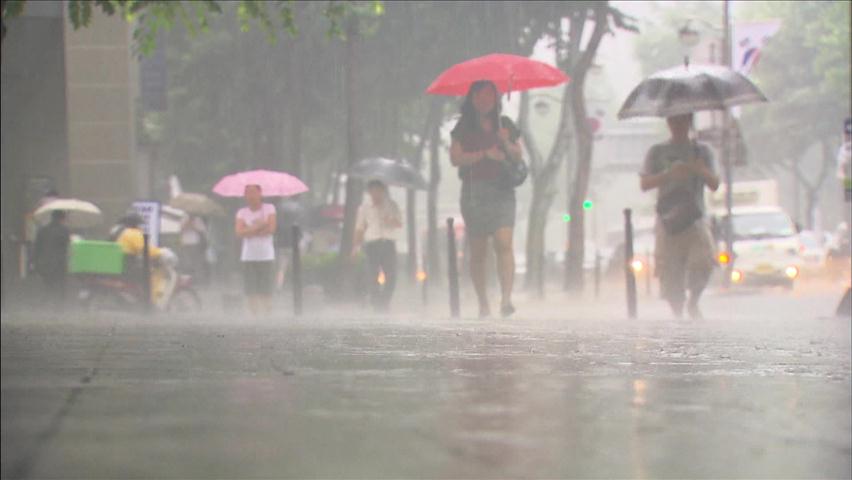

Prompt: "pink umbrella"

[426,53,569,96]
[212,169,309,197]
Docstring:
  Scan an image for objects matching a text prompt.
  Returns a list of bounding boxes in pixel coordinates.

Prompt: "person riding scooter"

[115,213,177,308]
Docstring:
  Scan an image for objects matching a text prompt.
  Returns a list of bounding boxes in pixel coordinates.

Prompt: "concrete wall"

[1,1,69,237]
[63,7,138,232]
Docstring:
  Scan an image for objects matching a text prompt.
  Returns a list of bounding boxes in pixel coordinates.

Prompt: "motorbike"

[77,248,202,313]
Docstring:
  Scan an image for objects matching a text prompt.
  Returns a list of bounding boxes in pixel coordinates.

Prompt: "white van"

[716,205,803,288]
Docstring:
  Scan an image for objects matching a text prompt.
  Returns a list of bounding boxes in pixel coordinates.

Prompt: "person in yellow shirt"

[115,213,166,304]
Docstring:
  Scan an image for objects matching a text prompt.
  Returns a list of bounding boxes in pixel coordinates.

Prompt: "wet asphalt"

[2,285,850,479]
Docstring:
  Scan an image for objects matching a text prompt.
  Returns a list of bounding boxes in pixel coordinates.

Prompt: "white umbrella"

[160,205,188,235]
[34,198,102,229]
[169,192,226,216]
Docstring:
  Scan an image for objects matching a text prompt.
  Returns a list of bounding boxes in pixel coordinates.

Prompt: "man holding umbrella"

[640,113,719,319]
[619,62,768,319]
[352,180,402,312]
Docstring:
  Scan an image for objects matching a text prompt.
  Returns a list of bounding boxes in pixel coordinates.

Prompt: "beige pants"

[654,219,717,304]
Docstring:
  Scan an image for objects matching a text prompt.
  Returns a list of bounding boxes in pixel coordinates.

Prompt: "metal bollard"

[142,233,152,314]
[292,225,303,316]
[447,218,460,318]
[624,209,637,319]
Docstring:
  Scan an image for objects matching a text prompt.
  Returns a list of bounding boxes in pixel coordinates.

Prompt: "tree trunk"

[407,99,443,283]
[564,77,593,291]
[525,175,558,297]
[426,98,445,283]
[288,44,304,181]
[336,18,362,297]
[561,5,609,292]
[520,84,570,296]
[790,139,836,230]
[405,185,418,283]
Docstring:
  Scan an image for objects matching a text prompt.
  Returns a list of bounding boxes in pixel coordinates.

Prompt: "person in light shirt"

[235,184,277,316]
[352,180,402,311]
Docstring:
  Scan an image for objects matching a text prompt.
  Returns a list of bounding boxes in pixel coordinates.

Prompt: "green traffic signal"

[562,214,572,223]
[582,200,594,210]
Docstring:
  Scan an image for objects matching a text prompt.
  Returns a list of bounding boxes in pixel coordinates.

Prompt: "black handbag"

[656,187,702,235]
[498,116,527,188]
[500,157,528,188]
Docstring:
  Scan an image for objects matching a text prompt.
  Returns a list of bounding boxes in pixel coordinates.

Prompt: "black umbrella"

[618,64,767,119]
[349,157,428,190]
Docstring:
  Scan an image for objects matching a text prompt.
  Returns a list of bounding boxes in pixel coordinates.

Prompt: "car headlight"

[731,270,744,283]
[784,266,799,279]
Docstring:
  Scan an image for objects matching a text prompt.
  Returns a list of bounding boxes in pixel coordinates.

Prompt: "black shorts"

[243,261,273,295]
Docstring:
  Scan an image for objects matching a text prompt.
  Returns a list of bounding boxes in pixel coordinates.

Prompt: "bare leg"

[493,227,515,313]
[469,235,490,316]
[258,294,273,316]
[247,295,260,316]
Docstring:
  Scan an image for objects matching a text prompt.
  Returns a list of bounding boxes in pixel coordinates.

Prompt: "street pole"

[143,233,152,314]
[292,225,303,316]
[722,0,734,288]
[624,209,637,319]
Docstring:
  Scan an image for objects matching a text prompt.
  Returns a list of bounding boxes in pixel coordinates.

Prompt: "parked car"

[797,230,829,273]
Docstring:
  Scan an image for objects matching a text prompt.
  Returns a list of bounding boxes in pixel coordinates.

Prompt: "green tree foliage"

[739,0,850,159]
[2,0,381,55]
[632,1,722,77]
[737,0,850,226]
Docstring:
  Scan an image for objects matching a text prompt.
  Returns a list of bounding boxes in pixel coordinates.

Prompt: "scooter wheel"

[82,288,125,312]
[168,288,202,313]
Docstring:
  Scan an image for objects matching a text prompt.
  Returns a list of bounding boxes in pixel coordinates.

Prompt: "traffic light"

[562,214,572,223]
[582,200,594,210]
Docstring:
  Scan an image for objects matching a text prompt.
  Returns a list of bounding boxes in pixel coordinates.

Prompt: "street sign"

[131,201,161,247]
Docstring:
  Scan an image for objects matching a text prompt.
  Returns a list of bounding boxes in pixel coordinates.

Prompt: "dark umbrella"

[349,157,428,190]
[278,199,308,220]
[617,64,767,119]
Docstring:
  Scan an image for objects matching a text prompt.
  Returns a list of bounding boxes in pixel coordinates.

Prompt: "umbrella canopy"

[169,192,226,217]
[160,205,189,235]
[212,169,309,198]
[617,64,767,119]
[33,198,102,229]
[426,53,569,96]
[349,157,428,190]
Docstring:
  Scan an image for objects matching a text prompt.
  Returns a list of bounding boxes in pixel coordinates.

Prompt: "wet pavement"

[2,287,850,479]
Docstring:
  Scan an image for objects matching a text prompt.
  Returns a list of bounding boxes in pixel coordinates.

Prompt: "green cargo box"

[69,240,125,275]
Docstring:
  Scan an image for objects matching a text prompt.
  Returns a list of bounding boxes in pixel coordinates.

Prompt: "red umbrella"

[426,53,569,96]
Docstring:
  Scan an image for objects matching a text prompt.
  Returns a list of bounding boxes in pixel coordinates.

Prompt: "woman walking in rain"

[352,179,402,312]
[235,184,277,316]
[640,113,719,319]
[449,80,523,318]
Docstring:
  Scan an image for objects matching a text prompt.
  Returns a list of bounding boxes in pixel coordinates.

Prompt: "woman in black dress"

[449,80,523,317]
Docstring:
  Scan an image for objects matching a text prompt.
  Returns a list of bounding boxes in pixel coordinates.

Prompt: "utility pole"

[722,0,734,287]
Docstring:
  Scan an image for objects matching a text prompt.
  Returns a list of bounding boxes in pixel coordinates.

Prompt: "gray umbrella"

[617,64,768,119]
[349,157,428,190]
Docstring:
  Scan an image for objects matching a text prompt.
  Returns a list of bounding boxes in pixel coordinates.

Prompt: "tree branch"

[575,5,608,75]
